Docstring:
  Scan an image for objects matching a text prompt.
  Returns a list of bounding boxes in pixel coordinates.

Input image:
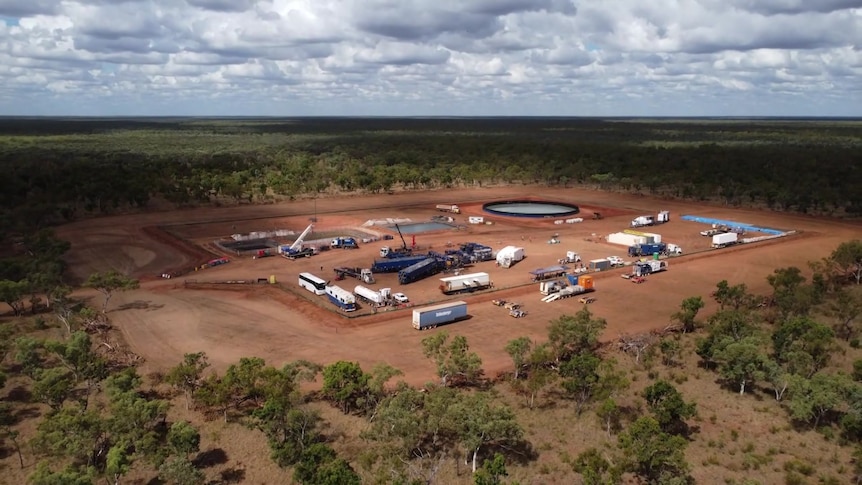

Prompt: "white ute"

[393,293,409,304]
[607,256,625,267]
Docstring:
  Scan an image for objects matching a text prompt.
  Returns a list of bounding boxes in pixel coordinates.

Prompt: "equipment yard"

[57,185,860,384]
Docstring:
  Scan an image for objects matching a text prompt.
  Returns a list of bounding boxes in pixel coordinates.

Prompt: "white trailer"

[632,260,668,276]
[496,246,525,268]
[608,232,646,247]
[631,215,655,227]
[436,204,461,214]
[656,211,670,224]
[354,285,385,305]
[413,301,468,330]
[542,285,589,302]
[439,272,492,295]
[712,232,739,248]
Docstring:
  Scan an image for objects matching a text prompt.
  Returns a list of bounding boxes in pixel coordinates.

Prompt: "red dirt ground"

[55,186,862,384]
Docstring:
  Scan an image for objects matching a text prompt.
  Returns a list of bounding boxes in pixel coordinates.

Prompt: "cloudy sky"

[0,0,860,116]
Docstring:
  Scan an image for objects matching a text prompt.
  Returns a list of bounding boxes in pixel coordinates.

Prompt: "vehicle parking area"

[56,185,859,383]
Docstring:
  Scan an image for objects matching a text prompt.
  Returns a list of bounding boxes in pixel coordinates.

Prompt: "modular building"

[623,229,658,244]
[589,259,611,271]
[608,232,647,247]
[413,301,468,330]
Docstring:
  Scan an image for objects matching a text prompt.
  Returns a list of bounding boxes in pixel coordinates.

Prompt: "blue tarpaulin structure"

[680,215,785,236]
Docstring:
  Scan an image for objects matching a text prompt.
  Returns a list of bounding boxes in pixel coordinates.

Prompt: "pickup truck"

[607,256,625,267]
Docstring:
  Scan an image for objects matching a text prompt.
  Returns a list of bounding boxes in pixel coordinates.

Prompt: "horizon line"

[0,115,860,121]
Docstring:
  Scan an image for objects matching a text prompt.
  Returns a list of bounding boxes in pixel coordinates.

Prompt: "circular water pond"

[483,200,580,218]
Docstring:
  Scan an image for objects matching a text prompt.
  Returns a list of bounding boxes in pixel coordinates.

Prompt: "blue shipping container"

[398,257,441,284]
[372,255,428,273]
[413,301,468,330]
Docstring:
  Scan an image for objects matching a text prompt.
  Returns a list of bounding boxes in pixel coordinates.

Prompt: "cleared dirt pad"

[58,186,862,383]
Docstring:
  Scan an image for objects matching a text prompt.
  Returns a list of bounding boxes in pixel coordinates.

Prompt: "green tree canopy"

[547,307,607,362]
[421,332,483,387]
[832,240,862,285]
[84,271,140,313]
[642,380,697,434]
[618,417,691,484]
[321,361,371,414]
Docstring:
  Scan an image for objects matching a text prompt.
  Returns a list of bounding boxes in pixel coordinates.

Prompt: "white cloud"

[0,0,859,115]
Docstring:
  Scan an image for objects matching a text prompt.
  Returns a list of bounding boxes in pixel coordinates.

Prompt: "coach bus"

[298,272,327,295]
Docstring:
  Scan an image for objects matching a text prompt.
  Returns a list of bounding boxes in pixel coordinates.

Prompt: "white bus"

[298,272,327,295]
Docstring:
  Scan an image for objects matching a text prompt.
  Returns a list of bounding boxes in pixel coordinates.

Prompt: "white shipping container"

[712,233,738,246]
[589,258,611,271]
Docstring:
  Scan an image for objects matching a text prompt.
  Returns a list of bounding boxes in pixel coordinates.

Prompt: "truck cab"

[607,256,625,267]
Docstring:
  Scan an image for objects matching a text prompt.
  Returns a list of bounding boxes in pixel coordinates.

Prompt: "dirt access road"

[56,186,861,383]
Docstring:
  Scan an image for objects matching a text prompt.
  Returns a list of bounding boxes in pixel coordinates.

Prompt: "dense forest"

[1,236,862,483]
[1,118,860,237]
[1,118,861,483]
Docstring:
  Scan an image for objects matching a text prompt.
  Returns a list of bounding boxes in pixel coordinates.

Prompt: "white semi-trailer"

[413,301,468,330]
[439,272,492,295]
[354,285,385,306]
[436,204,461,214]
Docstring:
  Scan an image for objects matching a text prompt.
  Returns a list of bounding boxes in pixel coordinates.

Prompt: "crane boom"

[394,223,408,251]
[289,223,314,251]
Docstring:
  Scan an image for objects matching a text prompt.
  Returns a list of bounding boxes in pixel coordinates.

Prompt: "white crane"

[288,223,314,252]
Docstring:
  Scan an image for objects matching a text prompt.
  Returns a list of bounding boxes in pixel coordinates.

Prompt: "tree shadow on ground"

[14,405,42,421]
[210,467,246,484]
[193,448,228,468]
[4,386,32,403]
[488,439,539,467]
[114,300,164,312]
